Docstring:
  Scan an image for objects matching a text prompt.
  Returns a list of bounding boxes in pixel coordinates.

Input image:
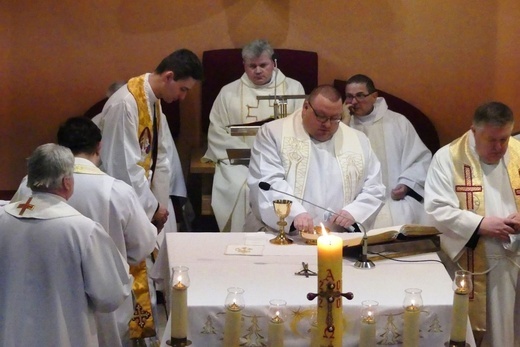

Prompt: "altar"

[157,232,475,346]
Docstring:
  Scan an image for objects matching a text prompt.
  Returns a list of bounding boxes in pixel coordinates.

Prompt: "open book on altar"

[340,224,441,247]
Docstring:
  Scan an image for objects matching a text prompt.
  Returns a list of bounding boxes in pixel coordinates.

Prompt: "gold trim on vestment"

[127,74,161,179]
[449,132,520,331]
[126,74,158,338]
[129,260,156,339]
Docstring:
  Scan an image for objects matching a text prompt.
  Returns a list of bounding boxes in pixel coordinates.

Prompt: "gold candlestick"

[270,199,293,245]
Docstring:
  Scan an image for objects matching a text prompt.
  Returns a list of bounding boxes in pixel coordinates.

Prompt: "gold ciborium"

[271,199,293,245]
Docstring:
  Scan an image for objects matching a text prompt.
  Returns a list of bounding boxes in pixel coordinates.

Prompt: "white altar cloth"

[158,232,475,346]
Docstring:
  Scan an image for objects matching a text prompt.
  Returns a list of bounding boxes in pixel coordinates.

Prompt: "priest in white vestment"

[11,117,157,347]
[344,74,431,228]
[247,85,385,233]
[424,102,520,347]
[203,39,305,232]
[0,144,132,347]
[95,49,202,232]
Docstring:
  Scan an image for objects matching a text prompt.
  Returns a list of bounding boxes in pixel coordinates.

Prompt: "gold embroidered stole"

[280,114,365,205]
[450,132,520,332]
[127,74,161,179]
[126,74,158,339]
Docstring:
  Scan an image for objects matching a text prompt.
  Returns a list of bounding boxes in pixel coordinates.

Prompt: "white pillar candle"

[268,316,284,347]
[267,299,286,347]
[359,300,378,347]
[402,288,422,347]
[170,282,188,339]
[403,305,420,347]
[317,228,343,347]
[222,303,242,347]
[170,266,189,342]
[449,270,472,344]
[222,287,245,347]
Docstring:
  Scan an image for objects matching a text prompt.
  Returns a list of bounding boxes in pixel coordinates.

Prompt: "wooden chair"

[189,48,318,225]
[333,79,440,154]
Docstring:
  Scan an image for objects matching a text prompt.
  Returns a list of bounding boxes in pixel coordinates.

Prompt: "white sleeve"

[100,100,158,219]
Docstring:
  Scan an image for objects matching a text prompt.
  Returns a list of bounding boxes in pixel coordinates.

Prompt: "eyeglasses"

[307,102,342,124]
[344,91,375,102]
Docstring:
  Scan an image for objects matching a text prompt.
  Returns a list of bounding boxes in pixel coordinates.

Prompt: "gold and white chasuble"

[449,132,520,332]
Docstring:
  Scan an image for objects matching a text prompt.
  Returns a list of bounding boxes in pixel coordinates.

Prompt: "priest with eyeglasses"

[246,85,385,233]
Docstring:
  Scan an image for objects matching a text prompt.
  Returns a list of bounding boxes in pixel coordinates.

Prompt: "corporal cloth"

[247,110,385,232]
[203,70,304,232]
[0,193,132,347]
[349,97,431,227]
[425,131,520,346]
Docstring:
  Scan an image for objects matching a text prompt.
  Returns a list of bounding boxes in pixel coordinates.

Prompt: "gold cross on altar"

[455,165,482,210]
[17,197,34,216]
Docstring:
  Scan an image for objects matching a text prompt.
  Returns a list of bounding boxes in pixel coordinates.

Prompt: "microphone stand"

[354,223,375,269]
[273,57,279,119]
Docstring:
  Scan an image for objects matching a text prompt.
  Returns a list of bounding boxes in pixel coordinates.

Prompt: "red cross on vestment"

[17,197,35,216]
[455,165,482,211]
[132,303,151,328]
[515,169,520,196]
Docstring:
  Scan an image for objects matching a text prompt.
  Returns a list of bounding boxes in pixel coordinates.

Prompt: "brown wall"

[1,0,519,190]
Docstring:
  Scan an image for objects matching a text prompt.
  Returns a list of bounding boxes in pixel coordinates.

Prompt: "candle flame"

[460,279,466,288]
[320,223,328,236]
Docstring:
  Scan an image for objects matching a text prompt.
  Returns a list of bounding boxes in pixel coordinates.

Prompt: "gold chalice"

[271,199,293,245]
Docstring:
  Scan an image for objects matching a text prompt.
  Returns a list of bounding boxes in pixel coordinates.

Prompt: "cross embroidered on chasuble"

[17,197,34,216]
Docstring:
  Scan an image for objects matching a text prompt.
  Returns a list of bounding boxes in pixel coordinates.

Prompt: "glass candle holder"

[449,270,473,345]
[170,266,190,343]
[402,288,422,347]
[223,287,245,347]
[359,300,378,347]
[268,299,286,347]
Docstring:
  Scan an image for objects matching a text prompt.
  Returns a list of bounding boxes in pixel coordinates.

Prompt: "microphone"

[258,182,357,232]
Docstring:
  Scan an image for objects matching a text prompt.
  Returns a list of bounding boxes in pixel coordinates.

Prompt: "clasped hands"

[294,210,355,233]
[479,213,520,242]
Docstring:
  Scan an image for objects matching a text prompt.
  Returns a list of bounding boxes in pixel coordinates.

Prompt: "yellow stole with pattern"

[126,74,159,339]
[449,131,520,332]
[127,74,161,179]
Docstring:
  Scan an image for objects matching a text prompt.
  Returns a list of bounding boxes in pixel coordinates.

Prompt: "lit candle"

[267,299,286,347]
[170,266,189,343]
[402,288,422,347]
[359,300,378,347]
[317,226,343,347]
[449,270,472,344]
[223,287,245,347]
